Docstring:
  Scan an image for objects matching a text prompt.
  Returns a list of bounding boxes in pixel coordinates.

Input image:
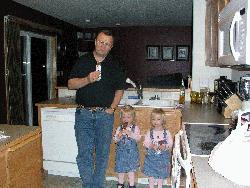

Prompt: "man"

[68,30,126,188]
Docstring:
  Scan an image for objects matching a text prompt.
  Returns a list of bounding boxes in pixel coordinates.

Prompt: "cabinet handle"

[230,11,241,61]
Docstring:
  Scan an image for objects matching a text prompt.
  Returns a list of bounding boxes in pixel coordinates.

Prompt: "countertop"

[36,97,77,108]
[56,86,180,92]
[0,124,41,151]
[36,97,230,124]
[192,156,249,188]
[182,103,230,124]
[36,97,177,109]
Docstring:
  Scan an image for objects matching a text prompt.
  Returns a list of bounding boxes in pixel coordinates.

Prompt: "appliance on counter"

[218,0,250,67]
[226,75,250,132]
[214,76,238,113]
[238,74,250,101]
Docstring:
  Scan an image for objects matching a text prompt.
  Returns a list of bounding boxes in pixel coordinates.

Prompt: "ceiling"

[13,0,193,28]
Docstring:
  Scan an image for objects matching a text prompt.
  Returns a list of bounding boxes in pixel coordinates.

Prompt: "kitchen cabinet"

[0,125,42,188]
[205,0,230,66]
[0,152,7,188]
[106,107,182,179]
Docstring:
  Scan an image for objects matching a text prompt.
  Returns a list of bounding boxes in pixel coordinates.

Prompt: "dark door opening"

[31,37,48,125]
[21,34,50,126]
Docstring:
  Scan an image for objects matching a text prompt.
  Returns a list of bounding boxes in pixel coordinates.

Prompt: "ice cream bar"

[96,64,101,81]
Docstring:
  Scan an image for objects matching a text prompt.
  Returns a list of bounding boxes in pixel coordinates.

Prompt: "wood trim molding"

[5,15,62,35]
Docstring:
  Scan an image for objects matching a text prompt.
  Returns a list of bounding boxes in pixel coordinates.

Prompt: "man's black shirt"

[69,52,126,107]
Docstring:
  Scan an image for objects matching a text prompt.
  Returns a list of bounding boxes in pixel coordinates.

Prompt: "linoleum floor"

[43,174,171,188]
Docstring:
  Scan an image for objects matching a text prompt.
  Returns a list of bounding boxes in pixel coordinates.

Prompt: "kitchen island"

[0,124,42,188]
[36,97,182,181]
[36,97,233,187]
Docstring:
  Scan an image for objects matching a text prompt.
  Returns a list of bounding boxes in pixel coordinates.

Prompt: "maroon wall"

[0,0,79,123]
[117,26,192,85]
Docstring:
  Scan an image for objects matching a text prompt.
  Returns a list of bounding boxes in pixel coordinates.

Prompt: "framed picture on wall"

[84,32,92,40]
[92,32,97,40]
[146,45,160,60]
[176,46,189,61]
[162,46,174,60]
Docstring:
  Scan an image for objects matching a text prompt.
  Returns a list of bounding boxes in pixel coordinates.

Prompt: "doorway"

[20,31,55,126]
[4,16,58,126]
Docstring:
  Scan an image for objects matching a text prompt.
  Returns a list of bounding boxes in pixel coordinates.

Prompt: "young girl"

[113,105,141,188]
[143,108,173,188]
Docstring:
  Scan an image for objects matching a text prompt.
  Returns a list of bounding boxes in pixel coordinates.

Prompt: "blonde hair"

[120,105,136,123]
[150,108,166,127]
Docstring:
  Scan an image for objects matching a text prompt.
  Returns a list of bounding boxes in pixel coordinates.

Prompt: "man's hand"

[68,71,101,89]
[105,108,115,114]
[88,71,101,83]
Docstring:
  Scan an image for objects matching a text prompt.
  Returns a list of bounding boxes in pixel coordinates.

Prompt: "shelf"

[77,39,94,52]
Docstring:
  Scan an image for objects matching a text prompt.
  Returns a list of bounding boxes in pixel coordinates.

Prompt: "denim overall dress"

[115,124,140,173]
[143,129,170,179]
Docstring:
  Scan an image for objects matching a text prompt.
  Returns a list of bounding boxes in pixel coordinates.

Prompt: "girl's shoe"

[117,183,124,188]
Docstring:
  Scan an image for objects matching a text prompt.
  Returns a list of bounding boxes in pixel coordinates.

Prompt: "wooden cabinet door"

[7,133,42,188]
[133,108,182,177]
[0,151,7,188]
[106,107,182,178]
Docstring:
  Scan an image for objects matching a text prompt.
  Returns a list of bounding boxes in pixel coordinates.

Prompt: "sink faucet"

[126,78,143,99]
[125,78,136,88]
[137,84,143,99]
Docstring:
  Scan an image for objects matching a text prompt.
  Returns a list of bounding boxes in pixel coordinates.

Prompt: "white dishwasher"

[41,107,80,177]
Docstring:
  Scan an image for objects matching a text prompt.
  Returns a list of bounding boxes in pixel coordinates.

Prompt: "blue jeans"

[74,108,114,188]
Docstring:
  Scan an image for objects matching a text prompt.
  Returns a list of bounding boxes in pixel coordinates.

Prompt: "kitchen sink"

[119,98,177,108]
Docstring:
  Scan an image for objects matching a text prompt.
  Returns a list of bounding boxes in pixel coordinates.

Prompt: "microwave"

[218,0,250,66]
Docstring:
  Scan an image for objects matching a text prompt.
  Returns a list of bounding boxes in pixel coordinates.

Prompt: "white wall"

[192,0,232,92]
